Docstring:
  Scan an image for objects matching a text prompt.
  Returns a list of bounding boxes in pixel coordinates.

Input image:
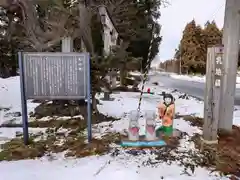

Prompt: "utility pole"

[219,0,240,131]
[179,56,182,75]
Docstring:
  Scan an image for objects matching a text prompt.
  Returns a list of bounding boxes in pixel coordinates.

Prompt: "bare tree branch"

[0,0,80,51]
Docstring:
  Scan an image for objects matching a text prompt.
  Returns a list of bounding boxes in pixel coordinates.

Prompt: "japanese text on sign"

[214,50,223,87]
[22,52,89,100]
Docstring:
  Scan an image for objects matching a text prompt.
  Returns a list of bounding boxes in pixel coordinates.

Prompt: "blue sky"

[152,0,225,64]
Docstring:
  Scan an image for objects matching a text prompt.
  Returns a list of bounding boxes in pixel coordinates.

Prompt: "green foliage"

[203,21,222,47]
[105,0,162,71]
[164,20,222,74]
[91,13,104,57]
[0,9,21,77]
[128,0,162,69]
[0,0,163,79]
[180,20,206,73]
[0,0,79,77]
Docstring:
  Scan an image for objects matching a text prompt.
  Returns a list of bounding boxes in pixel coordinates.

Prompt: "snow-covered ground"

[169,73,240,88]
[0,76,239,179]
[170,74,206,83]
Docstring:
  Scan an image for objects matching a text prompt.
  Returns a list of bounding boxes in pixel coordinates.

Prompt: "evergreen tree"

[0,0,163,82]
[161,20,223,74]
[202,21,222,71]
[128,0,162,69]
[180,20,205,73]
[174,45,181,60]
[0,8,21,77]
[105,0,162,71]
[203,20,222,47]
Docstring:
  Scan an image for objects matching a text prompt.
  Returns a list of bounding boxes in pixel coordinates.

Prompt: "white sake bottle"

[145,110,156,141]
[128,110,140,141]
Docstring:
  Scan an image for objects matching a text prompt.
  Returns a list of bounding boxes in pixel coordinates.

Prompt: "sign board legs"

[87,54,92,142]
[18,51,29,145]
[18,52,91,145]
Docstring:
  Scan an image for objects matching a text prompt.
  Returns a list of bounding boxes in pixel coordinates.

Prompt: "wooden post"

[62,37,73,52]
[103,69,111,101]
[202,46,223,144]
[111,68,118,88]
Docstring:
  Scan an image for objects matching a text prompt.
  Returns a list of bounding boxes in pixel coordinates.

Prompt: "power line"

[204,2,225,26]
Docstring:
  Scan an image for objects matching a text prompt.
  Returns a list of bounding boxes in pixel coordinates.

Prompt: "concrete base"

[120,129,183,148]
[121,135,166,147]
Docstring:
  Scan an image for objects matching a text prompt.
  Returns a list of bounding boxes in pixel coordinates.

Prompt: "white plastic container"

[128,110,140,141]
[145,110,156,141]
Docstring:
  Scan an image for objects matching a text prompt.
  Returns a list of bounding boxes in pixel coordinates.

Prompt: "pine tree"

[0,9,21,77]
[202,21,222,72]
[180,20,205,73]
[174,44,181,59]
[105,0,162,70]
[165,20,223,74]
[130,0,162,69]
[203,21,222,47]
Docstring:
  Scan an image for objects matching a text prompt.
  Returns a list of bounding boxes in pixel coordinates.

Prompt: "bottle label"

[129,127,139,136]
[146,125,155,134]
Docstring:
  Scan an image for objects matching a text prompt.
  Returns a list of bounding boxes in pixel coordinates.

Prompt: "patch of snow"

[233,106,240,126]
[46,101,53,104]
[236,76,240,84]
[129,71,142,76]
[0,153,230,180]
[175,118,202,136]
[126,77,135,80]
[29,115,84,122]
[171,73,240,87]
[0,127,47,143]
[96,85,204,138]
[0,77,40,125]
[175,98,204,117]
[236,84,240,88]
[170,74,205,83]
[96,92,156,118]
[0,75,238,179]
[2,111,84,127]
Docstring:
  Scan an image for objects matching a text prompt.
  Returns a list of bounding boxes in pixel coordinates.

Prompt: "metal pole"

[87,53,92,142]
[18,52,29,145]
[179,56,182,75]
[219,0,240,131]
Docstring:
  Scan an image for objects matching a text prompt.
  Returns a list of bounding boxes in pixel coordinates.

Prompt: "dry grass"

[191,127,240,176]
[176,114,240,176]
[0,101,120,161]
[176,115,203,127]
[0,130,121,161]
[1,102,118,130]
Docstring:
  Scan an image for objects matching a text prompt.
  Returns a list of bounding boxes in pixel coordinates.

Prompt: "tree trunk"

[120,67,126,86]
[0,0,14,9]
[0,63,10,78]
[10,65,17,76]
[111,75,117,88]
[92,91,98,112]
